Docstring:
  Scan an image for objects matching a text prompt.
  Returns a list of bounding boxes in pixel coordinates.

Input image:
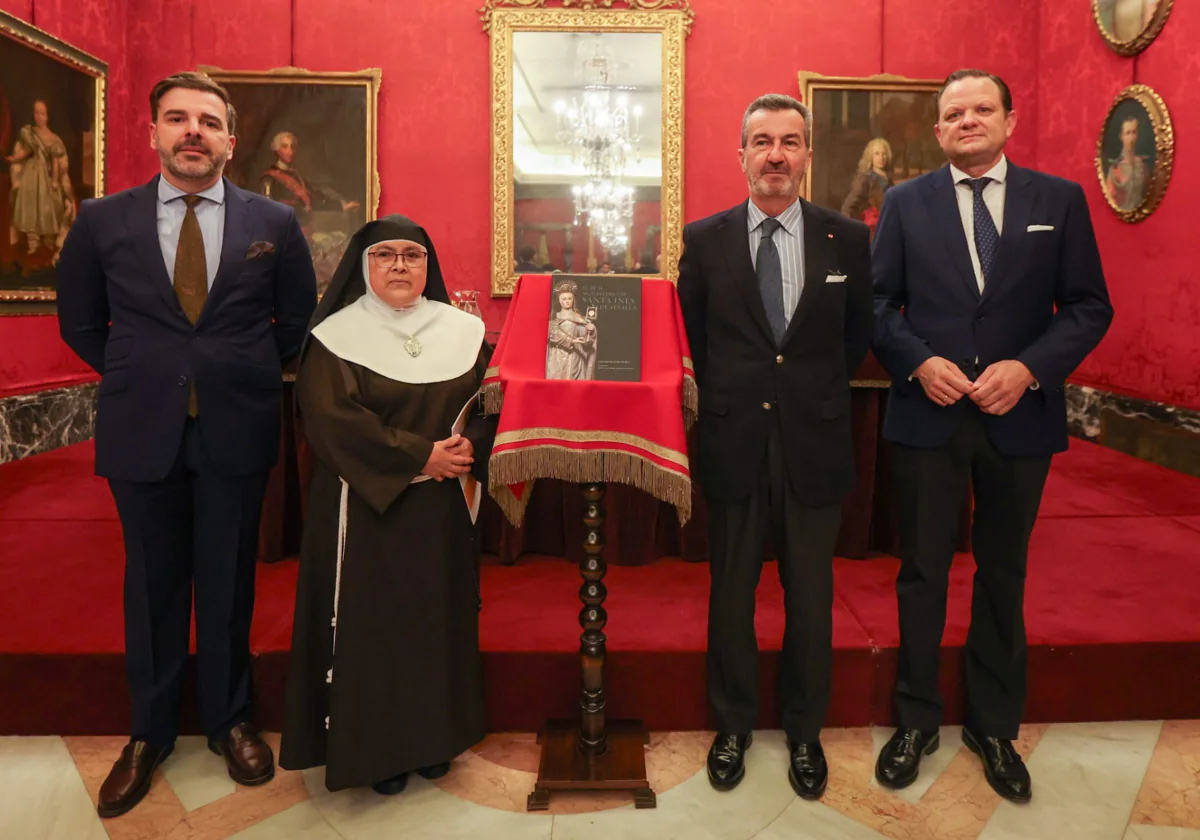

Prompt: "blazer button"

[775,355,784,364]
[762,401,772,410]
[178,375,188,386]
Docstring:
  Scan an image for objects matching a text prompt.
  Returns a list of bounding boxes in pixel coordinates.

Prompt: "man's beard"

[750,168,799,197]
[158,140,229,181]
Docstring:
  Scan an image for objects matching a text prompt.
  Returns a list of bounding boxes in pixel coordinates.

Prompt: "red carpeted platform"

[2,439,1200,735]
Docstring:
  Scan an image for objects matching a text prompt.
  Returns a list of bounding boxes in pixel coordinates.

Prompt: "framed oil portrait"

[1095,84,1173,223]
[199,66,380,297]
[797,72,943,238]
[1093,0,1173,56]
[0,10,106,310]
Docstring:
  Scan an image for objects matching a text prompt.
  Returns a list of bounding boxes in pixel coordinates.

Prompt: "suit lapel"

[718,201,775,345]
[926,166,981,303]
[200,179,251,322]
[128,176,188,320]
[780,199,832,347]
[979,163,1034,308]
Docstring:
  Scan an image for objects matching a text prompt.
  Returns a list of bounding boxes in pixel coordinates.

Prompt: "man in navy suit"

[871,69,1112,802]
[57,72,317,817]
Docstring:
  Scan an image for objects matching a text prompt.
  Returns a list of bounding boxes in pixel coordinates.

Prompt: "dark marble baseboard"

[1067,384,1200,479]
[0,383,96,464]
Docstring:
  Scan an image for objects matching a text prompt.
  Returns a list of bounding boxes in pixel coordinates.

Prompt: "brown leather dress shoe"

[208,723,275,786]
[97,740,174,818]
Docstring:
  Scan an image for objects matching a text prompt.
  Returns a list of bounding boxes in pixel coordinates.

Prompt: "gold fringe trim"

[489,445,692,527]
[682,375,698,433]
[489,481,525,526]
[481,381,504,416]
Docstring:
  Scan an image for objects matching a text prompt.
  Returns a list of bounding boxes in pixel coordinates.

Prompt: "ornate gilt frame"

[198,65,383,223]
[481,0,692,297]
[0,10,107,308]
[1092,0,1173,57]
[1095,84,1173,224]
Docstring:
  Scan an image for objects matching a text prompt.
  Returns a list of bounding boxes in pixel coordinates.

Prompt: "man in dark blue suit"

[57,72,317,817]
[871,69,1112,802]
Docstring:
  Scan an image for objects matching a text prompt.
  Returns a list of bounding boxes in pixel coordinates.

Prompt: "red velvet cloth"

[482,275,696,525]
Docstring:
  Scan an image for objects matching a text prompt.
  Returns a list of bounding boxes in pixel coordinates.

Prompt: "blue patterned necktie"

[756,217,786,344]
[969,177,999,289]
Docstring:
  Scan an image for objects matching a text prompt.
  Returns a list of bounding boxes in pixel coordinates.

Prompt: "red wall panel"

[1037,0,1200,408]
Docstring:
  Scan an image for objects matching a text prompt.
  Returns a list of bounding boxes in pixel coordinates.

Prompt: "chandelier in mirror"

[554,38,642,253]
[571,179,634,251]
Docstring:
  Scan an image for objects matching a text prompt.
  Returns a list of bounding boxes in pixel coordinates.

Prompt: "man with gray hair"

[677,93,873,799]
[257,130,359,231]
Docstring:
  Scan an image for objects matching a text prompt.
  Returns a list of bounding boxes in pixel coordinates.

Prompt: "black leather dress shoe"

[875,728,940,789]
[707,732,752,791]
[962,726,1032,803]
[416,762,451,780]
[371,772,409,795]
[787,740,828,800]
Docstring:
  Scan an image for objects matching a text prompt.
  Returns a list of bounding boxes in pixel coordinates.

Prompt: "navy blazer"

[871,162,1113,457]
[57,176,318,481]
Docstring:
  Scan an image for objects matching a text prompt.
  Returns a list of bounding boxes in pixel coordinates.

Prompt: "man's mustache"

[173,137,211,155]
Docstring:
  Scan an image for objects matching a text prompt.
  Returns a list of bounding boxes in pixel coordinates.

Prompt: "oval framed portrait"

[1095,85,1173,223]
[1092,0,1173,56]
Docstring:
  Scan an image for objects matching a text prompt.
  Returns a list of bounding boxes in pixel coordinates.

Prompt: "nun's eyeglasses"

[368,247,428,269]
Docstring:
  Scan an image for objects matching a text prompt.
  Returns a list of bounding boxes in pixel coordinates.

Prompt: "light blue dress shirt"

[747,197,805,326]
[156,177,225,290]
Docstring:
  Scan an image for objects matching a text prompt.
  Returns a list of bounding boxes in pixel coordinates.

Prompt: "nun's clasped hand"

[422,434,473,480]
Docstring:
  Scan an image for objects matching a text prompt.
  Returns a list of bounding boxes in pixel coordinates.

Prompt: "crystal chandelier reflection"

[571,179,634,252]
[554,41,642,252]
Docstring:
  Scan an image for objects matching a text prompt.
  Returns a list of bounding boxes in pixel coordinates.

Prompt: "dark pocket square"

[246,240,276,260]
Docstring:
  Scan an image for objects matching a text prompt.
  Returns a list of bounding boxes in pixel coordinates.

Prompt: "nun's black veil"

[302,215,449,358]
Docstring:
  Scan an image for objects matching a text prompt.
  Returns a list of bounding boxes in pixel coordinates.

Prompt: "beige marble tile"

[758,798,889,839]
[869,726,965,804]
[227,800,342,839]
[0,736,108,840]
[309,773,553,840]
[1126,827,1200,840]
[159,736,237,812]
[552,730,797,840]
[472,732,541,773]
[1131,720,1200,829]
[979,721,1162,840]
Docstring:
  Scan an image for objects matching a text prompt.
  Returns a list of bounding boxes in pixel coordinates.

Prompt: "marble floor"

[3,721,1199,839]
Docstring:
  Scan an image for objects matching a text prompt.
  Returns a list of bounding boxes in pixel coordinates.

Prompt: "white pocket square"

[1027,224,1055,232]
[825,273,846,283]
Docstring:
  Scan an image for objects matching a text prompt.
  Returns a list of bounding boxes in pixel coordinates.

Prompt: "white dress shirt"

[949,155,1007,294]
[156,177,225,290]
[747,197,805,326]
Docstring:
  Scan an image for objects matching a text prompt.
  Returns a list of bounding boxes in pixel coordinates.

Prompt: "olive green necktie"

[173,194,207,415]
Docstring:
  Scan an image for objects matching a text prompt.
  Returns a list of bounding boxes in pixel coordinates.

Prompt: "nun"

[279,215,494,795]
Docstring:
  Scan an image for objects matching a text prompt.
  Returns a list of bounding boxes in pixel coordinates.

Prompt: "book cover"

[545,275,641,382]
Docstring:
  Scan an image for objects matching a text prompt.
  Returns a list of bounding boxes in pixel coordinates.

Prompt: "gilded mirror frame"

[482,0,692,297]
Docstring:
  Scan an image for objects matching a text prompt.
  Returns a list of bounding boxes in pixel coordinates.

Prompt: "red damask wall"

[1,0,1196,410]
[1038,0,1200,409]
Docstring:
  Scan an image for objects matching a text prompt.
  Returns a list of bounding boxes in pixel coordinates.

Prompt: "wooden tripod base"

[525,719,655,810]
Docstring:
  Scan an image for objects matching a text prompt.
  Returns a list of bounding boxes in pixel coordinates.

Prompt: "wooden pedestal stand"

[526,482,655,810]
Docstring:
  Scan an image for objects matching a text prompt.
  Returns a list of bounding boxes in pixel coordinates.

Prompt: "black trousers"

[706,419,843,743]
[108,417,269,746]
[892,407,1051,739]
